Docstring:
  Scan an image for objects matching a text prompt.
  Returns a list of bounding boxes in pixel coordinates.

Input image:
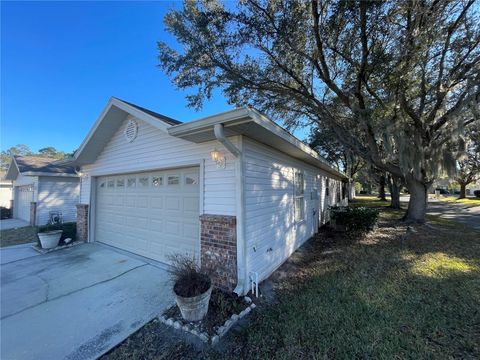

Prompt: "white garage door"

[95,167,200,263]
[14,185,33,222]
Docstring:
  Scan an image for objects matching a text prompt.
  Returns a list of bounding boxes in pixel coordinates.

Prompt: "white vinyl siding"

[0,183,12,208]
[36,176,80,225]
[243,138,345,282]
[13,185,34,221]
[79,115,238,217]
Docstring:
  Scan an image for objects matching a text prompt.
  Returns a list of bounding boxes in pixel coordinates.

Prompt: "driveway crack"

[1,264,149,320]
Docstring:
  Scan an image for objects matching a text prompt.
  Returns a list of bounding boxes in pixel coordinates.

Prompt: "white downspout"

[213,124,247,295]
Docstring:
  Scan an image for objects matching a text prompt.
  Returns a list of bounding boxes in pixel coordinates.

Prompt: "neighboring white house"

[74,97,348,294]
[5,156,80,225]
[0,171,13,209]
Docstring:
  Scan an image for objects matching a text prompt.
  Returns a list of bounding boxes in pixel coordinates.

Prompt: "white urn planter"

[175,285,213,322]
[38,230,63,249]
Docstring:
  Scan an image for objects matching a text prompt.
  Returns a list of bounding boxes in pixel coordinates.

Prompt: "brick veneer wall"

[200,214,237,291]
[30,202,37,226]
[76,204,89,242]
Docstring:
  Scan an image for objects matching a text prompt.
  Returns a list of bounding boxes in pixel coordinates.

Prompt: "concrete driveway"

[0,218,30,230]
[1,243,173,360]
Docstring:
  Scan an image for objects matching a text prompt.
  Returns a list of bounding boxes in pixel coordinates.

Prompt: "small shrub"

[474,190,480,198]
[330,206,379,233]
[38,222,76,242]
[168,254,211,298]
[0,207,11,219]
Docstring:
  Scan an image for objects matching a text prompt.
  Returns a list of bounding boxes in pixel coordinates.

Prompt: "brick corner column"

[30,202,37,226]
[200,214,237,291]
[76,204,89,242]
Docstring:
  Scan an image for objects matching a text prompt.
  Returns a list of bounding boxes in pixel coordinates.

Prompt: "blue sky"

[1,1,307,154]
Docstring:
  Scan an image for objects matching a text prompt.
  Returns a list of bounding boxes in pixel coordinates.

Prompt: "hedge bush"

[0,207,11,220]
[474,190,480,198]
[330,206,379,233]
[38,222,77,242]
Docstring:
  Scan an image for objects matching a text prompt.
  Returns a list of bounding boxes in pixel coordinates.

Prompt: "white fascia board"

[169,107,348,180]
[74,97,172,164]
[168,108,252,136]
[4,157,20,180]
[246,108,348,180]
[23,172,79,178]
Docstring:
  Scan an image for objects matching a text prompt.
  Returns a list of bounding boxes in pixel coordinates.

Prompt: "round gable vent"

[124,119,138,143]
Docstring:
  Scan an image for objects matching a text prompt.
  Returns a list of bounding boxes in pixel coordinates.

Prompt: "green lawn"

[104,197,480,359]
[437,196,480,207]
[226,200,479,359]
[0,226,39,247]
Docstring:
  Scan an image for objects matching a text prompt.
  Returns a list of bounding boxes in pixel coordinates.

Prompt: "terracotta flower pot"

[175,285,213,322]
[38,230,62,249]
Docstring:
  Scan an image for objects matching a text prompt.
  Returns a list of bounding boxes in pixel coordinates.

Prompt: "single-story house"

[0,171,13,209]
[74,97,348,295]
[5,156,80,225]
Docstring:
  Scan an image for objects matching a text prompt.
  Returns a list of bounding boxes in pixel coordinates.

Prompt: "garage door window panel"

[95,167,200,264]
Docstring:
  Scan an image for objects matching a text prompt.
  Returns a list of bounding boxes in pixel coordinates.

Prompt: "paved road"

[427,199,480,230]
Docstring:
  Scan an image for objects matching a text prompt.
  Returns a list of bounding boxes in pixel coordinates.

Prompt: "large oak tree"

[158,0,480,222]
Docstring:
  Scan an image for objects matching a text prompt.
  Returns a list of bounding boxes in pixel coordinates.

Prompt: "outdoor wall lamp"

[210,148,226,169]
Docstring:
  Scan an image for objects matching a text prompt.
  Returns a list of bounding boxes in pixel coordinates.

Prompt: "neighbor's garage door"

[95,167,200,263]
[14,185,33,222]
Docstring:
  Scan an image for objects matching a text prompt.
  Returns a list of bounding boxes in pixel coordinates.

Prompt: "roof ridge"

[113,97,182,126]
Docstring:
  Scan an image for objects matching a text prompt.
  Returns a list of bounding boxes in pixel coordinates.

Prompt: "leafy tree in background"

[38,146,65,159]
[158,0,480,223]
[455,123,480,198]
[0,145,67,171]
[309,124,364,200]
[0,144,33,171]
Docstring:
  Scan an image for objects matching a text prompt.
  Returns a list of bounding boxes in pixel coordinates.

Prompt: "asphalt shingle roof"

[114,98,183,126]
[14,156,77,175]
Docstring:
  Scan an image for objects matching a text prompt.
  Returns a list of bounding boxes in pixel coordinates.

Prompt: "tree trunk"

[388,175,401,209]
[378,175,387,201]
[404,177,428,223]
[458,183,466,199]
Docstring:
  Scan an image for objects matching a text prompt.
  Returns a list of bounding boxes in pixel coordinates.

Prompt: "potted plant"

[37,224,63,249]
[169,254,213,322]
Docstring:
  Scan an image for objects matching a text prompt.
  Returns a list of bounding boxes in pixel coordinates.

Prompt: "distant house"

[0,171,13,209]
[5,156,80,225]
[74,97,348,294]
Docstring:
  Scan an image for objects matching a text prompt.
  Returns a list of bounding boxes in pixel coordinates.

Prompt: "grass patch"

[103,197,480,359]
[0,226,38,247]
[225,211,479,359]
[437,196,480,207]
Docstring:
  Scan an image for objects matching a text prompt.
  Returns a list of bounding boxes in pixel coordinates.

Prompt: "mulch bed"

[163,288,250,337]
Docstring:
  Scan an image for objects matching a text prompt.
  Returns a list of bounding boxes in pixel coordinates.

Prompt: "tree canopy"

[158,0,480,222]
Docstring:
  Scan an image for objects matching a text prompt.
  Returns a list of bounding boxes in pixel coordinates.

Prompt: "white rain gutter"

[213,124,247,295]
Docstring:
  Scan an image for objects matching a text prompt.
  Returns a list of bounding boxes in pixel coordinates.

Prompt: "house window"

[139,177,149,187]
[294,171,305,222]
[326,179,330,196]
[168,175,179,185]
[127,177,136,188]
[342,182,347,199]
[152,176,163,187]
[185,174,198,185]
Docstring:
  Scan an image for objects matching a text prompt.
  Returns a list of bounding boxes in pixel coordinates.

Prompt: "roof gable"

[5,156,78,180]
[74,97,182,165]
